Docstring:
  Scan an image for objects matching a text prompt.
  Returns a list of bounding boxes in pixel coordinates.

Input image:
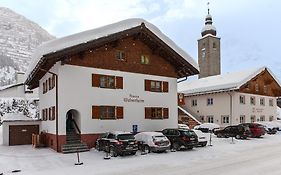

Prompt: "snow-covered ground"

[1,126,281,175]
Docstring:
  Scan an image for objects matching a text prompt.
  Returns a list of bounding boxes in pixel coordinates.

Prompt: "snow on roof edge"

[25,18,199,83]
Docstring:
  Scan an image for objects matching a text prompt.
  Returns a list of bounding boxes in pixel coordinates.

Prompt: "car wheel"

[187,146,193,150]
[217,133,222,138]
[144,145,150,154]
[109,146,118,157]
[131,151,137,155]
[235,135,241,139]
[201,143,207,147]
[172,142,180,151]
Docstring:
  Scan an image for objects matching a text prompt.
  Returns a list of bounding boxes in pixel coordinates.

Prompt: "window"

[260,116,265,121]
[260,98,265,106]
[144,80,168,93]
[51,106,56,120]
[239,95,245,104]
[192,99,197,107]
[245,83,250,89]
[48,77,51,90]
[141,55,149,64]
[240,115,245,124]
[213,42,216,49]
[49,107,52,120]
[250,115,256,123]
[202,50,206,59]
[145,107,169,120]
[255,84,259,92]
[100,75,115,88]
[45,80,48,92]
[269,116,274,121]
[207,116,214,123]
[250,96,256,105]
[200,116,205,122]
[43,82,46,94]
[151,81,162,92]
[92,106,123,120]
[92,74,123,89]
[51,75,56,89]
[221,115,229,124]
[207,98,213,105]
[269,99,274,106]
[116,50,125,60]
[100,106,115,119]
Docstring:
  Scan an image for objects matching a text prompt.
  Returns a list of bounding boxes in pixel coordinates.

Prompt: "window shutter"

[163,81,169,93]
[52,75,56,89]
[116,106,124,119]
[52,106,56,120]
[163,108,169,119]
[116,76,123,89]
[43,83,45,94]
[145,80,151,91]
[48,78,51,90]
[145,107,151,119]
[92,74,100,87]
[45,80,48,92]
[92,106,99,119]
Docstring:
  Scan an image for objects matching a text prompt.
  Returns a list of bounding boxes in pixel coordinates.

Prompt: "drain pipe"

[177,77,188,83]
[227,92,233,125]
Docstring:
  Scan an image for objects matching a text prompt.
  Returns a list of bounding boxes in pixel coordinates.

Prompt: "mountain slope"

[0,7,55,86]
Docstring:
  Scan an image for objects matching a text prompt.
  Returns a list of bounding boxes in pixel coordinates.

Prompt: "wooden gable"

[64,36,178,78]
[239,69,281,97]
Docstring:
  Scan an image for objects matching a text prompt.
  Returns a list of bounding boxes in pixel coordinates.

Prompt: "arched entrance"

[66,109,81,137]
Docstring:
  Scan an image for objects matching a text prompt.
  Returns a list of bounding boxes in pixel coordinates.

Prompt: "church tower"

[198,6,221,79]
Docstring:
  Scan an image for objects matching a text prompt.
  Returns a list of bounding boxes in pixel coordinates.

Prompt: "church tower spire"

[198,2,221,79]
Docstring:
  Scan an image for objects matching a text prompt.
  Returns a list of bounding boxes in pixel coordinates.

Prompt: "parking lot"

[1,126,281,175]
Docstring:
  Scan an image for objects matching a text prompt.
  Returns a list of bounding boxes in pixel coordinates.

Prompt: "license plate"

[190,138,195,141]
[126,146,133,150]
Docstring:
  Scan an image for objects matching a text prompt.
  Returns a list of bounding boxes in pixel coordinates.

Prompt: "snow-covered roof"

[178,67,281,96]
[1,113,39,122]
[0,83,23,91]
[201,24,216,33]
[135,132,164,137]
[194,123,220,130]
[25,18,199,83]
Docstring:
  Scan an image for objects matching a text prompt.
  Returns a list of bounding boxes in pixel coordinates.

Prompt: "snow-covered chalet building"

[24,18,199,152]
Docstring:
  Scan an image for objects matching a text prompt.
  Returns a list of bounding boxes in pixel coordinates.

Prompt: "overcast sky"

[1,0,280,80]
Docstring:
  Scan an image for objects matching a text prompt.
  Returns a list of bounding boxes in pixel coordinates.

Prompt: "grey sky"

[1,0,280,79]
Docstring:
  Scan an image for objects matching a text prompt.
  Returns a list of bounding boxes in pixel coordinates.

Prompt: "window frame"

[239,95,245,104]
[239,115,245,124]
[221,115,230,124]
[141,55,150,64]
[260,98,265,106]
[99,75,115,89]
[99,106,116,120]
[207,98,214,106]
[250,96,256,105]
[269,99,274,106]
[192,99,197,107]
[207,115,214,123]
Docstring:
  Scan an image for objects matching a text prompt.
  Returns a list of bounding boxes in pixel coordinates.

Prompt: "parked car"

[162,128,198,151]
[192,129,207,147]
[178,124,190,130]
[135,132,170,153]
[257,122,278,135]
[239,123,266,138]
[95,131,138,157]
[194,123,220,133]
[214,125,251,139]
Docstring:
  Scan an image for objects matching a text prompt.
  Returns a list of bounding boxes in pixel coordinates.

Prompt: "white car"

[178,124,190,130]
[135,132,171,153]
[192,129,208,147]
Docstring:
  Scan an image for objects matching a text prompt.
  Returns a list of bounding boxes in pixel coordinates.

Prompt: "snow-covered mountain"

[0,7,55,86]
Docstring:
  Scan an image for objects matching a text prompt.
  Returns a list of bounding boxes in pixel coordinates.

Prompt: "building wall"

[0,85,25,98]
[232,92,277,123]
[183,92,231,127]
[184,92,277,127]
[57,65,178,135]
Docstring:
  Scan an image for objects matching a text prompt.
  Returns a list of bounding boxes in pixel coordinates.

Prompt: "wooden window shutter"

[43,83,45,94]
[49,108,52,120]
[48,78,51,90]
[45,80,48,92]
[52,106,55,120]
[163,81,169,93]
[92,74,100,87]
[92,106,100,119]
[52,75,56,89]
[145,80,151,91]
[116,76,123,89]
[163,108,169,119]
[145,107,152,119]
[116,106,124,119]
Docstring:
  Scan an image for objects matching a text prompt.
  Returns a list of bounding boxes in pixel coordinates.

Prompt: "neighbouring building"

[0,72,38,99]
[24,18,199,152]
[178,67,281,128]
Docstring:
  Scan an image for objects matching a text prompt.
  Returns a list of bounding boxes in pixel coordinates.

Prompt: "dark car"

[214,125,251,139]
[239,123,266,138]
[162,128,198,151]
[95,131,138,157]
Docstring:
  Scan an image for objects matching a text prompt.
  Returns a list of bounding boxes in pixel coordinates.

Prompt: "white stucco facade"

[183,92,277,127]
[40,63,178,135]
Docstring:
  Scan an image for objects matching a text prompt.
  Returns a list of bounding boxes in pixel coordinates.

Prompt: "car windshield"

[117,134,135,140]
